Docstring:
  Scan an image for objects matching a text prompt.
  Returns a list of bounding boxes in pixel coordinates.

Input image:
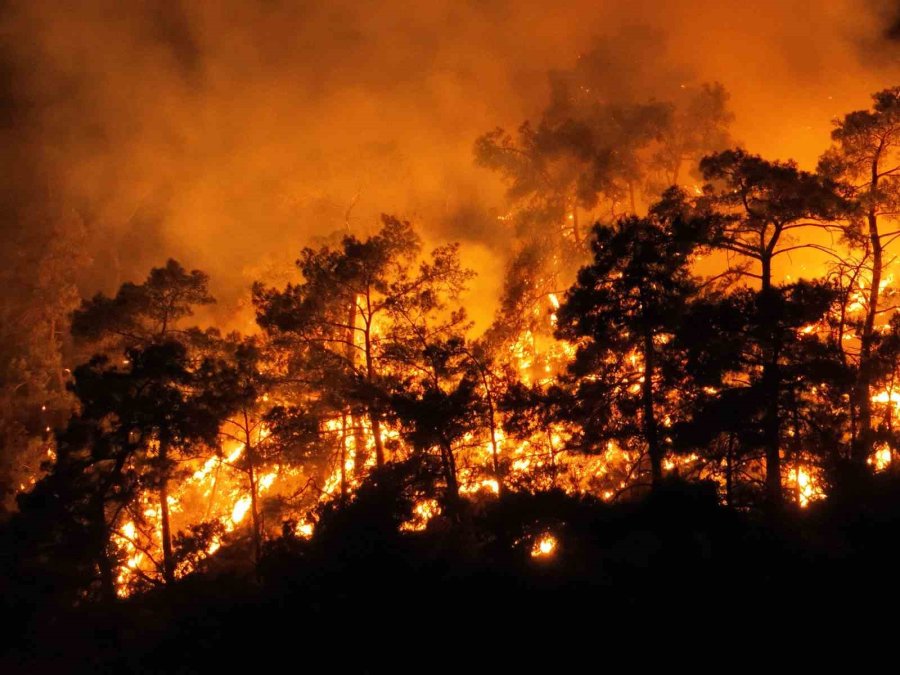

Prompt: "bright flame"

[401,498,441,532]
[231,495,252,524]
[295,521,314,538]
[790,465,825,508]
[531,533,557,558]
[869,445,892,472]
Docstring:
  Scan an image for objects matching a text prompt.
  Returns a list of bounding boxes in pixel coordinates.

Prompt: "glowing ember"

[531,533,557,558]
[295,521,314,538]
[459,478,500,496]
[401,499,441,532]
[869,445,892,472]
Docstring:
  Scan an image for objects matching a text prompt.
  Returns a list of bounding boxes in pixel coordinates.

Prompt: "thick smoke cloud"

[1,0,899,329]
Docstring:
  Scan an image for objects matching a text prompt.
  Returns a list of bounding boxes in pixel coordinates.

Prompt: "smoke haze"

[2,0,899,328]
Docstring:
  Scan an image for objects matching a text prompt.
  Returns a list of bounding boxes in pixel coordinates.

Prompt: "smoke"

[1,0,899,330]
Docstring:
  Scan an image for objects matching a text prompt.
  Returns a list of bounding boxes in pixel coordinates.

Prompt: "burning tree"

[201,335,285,567]
[475,62,734,436]
[254,215,474,499]
[554,210,711,490]
[0,207,87,515]
[663,150,848,507]
[24,340,223,600]
[53,260,225,592]
[819,87,900,467]
[254,216,420,471]
[674,281,849,508]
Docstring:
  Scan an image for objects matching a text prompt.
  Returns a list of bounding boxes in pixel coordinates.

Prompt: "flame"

[102,294,687,598]
[459,478,500,496]
[787,462,825,509]
[401,498,441,532]
[869,445,892,472]
[873,389,900,410]
[531,533,557,557]
[231,495,252,524]
[110,418,308,594]
[101,259,861,598]
[549,293,560,326]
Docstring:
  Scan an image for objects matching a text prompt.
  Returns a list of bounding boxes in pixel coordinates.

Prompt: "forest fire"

[6,2,900,667]
[19,83,900,597]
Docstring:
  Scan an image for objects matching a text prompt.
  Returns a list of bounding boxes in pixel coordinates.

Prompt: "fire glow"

[7,12,900,605]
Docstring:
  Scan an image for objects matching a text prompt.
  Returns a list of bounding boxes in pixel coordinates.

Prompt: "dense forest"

[4,6,900,667]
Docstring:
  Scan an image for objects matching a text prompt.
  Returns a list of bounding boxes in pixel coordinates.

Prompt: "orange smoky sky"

[1,0,899,329]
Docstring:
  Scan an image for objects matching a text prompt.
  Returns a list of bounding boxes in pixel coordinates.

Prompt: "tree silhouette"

[25,340,221,599]
[555,211,709,488]
[65,260,220,587]
[390,338,483,515]
[254,215,472,479]
[475,72,733,394]
[819,87,900,466]
[72,259,214,347]
[200,335,279,566]
[674,150,847,506]
[674,282,848,507]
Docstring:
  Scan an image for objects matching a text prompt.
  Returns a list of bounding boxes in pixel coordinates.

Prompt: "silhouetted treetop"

[72,259,214,344]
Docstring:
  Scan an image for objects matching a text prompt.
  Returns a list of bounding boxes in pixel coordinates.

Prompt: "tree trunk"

[886,370,897,432]
[364,323,386,468]
[243,414,262,567]
[856,205,882,466]
[760,255,783,509]
[474,360,504,495]
[439,440,460,514]
[725,436,734,508]
[247,468,261,567]
[370,413,386,469]
[545,429,557,487]
[642,330,663,488]
[94,497,117,603]
[345,301,370,473]
[158,438,175,585]
[248,460,261,566]
[571,206,581,247]
[340,412,349,504]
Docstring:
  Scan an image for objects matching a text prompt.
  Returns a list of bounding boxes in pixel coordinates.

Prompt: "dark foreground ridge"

[4,475,900,672]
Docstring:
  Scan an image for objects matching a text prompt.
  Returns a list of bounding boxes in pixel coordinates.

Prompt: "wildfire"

[100,243,872,598]
[111,419,309,594]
